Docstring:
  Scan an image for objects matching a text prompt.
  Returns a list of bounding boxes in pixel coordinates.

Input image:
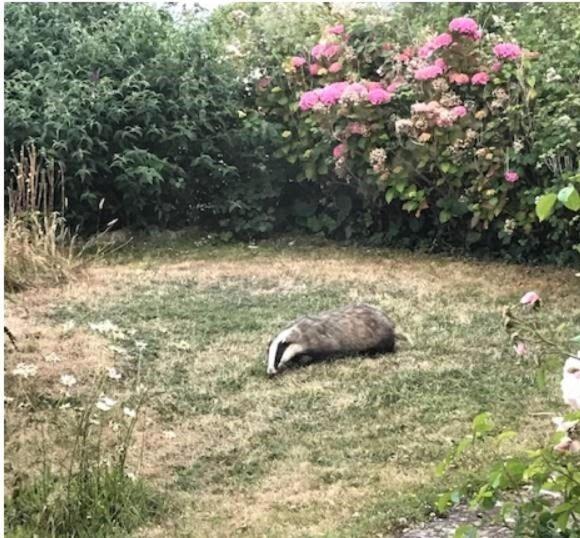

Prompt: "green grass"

[9,238,578,537]
[5,467,164,538]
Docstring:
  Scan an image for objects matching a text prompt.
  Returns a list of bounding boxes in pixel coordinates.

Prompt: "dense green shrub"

[4,3,579,262]
[4,3,283,234]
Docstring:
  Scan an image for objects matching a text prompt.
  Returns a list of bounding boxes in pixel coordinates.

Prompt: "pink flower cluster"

[311,42,341,60]
[369,87,392,105]
[291,56,307,69]
[411,100,468,127]
[448,72,470,85]
[504,170,519,183]
[299,89,322,111]
[493,42,522,60]
[448,17,481,40]
[333,143,347,159]
[328,62,342,73]
[414,59,447,81]
[471,71,490,85]
[299,80,396,111]
[418,33,453,58]
[394,47,416,64]
[328,24,344,35]
[346,122,367,136]
[320,81,349,105]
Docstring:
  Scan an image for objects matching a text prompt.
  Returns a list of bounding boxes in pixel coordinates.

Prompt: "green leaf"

[558,185,580,211]
[439,210,451,224]
[454,524,478,538]
[495,431,517,445]
[535,193,557,221]
[455,436,472,457]
[472,412,494,435]
[436,492,452,513]
[556,509,570,531]
[439,162,451,173]
[385,189,396,204]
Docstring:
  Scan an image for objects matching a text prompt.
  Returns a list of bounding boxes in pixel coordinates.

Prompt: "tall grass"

[5,145,74,291]
[5,371,164,537]
[4,144,124,292]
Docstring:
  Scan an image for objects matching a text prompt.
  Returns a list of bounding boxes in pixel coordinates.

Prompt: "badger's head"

[266,329,293,377]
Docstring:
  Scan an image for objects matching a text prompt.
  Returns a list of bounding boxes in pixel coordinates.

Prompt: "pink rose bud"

[520,291,541,308]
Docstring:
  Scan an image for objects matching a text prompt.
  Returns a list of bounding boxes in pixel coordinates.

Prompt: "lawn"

[4,236,578,537]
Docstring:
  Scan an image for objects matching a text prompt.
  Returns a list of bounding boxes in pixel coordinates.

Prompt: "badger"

[266,303,398,376]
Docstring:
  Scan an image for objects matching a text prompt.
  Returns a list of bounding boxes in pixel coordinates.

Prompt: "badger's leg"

[278,343,307,370]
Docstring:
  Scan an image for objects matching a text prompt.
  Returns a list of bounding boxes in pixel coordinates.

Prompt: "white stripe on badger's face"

[267,328,293,376]
[278,343,305,369]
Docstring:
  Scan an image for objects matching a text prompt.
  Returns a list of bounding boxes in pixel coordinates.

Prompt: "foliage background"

[4,2,579,263]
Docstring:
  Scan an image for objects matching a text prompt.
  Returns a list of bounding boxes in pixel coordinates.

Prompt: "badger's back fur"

[267,303,395,376]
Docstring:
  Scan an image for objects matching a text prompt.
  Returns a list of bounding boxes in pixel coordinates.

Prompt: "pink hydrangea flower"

[394,52,411,63]
[328,24,345,35]
[394,47,416,64]
[322,43,341,59]
[348,122,367,135]
[299,89,321,111]
[333,143,347,159]
[435,109,455,127]
[411,102,432,114]
[319,82,348,105]
[491,61,503,73]
[448,72,470,85]
[366,81,382,90]
[414,64,444,81]
[433,33,453,49]
[514,342,527,356]
[434,58,447,70]
[340,82,369,103]
[328,62,343,73]
[520,291,541,307]
[386,82,401,93]
[451,105,467,118]
[504,170,519,183]
[493,42,522,60]
[311,43,326,59]
[419,33,453,58]
[471,71,490,85]
[418,45,432,59]
[448,17,481,40]
[368,88,392,105]
[309,63,320,76]
[291,56,306,69]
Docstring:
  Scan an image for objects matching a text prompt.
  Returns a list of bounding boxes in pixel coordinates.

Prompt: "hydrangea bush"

[259,12,579,260]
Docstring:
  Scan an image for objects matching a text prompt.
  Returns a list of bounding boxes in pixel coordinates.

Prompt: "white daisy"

[107,367,122,380]
[12,363,38,378]
[123,407,136,418]
[95,395,117,412]
[60,374,77,387]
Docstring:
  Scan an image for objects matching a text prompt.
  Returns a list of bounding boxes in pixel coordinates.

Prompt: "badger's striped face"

[266,328,292,376]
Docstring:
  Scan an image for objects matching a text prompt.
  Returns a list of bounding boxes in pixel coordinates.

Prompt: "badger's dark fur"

[266,303,396,376]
